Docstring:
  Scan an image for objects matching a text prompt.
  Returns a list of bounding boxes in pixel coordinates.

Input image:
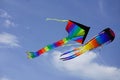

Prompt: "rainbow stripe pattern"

[60,28,115,61]
[27,20,90,59]
[66,20,90,44]
[27,37,70,59]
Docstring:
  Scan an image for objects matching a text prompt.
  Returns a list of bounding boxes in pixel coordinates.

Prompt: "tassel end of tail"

[26,52,39,59]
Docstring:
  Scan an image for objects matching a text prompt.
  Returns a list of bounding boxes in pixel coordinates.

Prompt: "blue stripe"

[68,25,78,38]
[96,33,110,45]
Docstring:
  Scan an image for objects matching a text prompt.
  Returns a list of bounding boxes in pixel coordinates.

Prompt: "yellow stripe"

[44,46,49,52]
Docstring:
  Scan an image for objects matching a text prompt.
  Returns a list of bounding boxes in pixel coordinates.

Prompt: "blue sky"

[0,0,120,80]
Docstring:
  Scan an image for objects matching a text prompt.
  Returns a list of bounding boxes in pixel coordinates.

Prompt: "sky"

[0,0,120,80]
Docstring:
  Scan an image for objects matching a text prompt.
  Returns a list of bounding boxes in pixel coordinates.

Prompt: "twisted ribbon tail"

[60,52,82,61]
[60,55,77,61]
[60,49,76,57]
[26,52,39,59]
[60,47,82,57]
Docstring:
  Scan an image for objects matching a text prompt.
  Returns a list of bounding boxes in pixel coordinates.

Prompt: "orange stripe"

[89,38,100,48]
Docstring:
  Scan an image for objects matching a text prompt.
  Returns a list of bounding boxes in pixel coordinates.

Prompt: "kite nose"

[104,28,115,41]
[109,28,115,41]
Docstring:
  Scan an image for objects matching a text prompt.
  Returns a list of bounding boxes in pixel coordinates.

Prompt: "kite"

[27,20,90,59]
[60,28,115,61]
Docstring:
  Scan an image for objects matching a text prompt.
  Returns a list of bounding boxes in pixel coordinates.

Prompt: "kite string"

[46,18,68,22]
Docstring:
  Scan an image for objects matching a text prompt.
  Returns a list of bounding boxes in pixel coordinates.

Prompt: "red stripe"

[66,20,74,33]
[38,48,46,54]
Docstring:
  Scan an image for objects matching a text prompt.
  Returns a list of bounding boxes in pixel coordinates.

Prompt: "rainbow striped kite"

[60,28,115,61]
[27,20,90,59]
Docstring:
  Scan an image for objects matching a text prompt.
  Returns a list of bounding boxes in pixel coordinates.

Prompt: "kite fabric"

[27,37,70,58]
[66,20,90,44]
[60,46,82,56]
[27,20,90,59]
[60,28,115,61]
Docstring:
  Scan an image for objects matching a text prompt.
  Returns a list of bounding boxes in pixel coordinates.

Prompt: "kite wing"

[27,20,90,59]
[66,20,90,44]
[61,28,115,61]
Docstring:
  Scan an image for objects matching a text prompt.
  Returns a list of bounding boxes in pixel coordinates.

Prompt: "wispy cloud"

[3,19,15,28]
[0,9,16,28]
[0,32,20,47]
[0,9,11,18]
[0,77,10,80]
[52,51,120,80]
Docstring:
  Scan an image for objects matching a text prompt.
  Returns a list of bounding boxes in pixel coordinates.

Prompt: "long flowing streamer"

[60,28,115,61]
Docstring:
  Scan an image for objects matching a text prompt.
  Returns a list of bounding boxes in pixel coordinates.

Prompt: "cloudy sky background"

[0,0,120,80]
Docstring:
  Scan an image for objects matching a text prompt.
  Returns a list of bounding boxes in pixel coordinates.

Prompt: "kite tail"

[26,37,70,59]
[60,51,82,61]
[60,46,82,56]
[46,18,68,22]
[37,37,70,54]
[26,52,39,59]
[60,50,76,56]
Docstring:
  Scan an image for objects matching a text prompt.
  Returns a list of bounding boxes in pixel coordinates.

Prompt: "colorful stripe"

[27,20,90,59]
[60,28,115,61]
[72,36,84,43]
[60,47,82,56]
[66,20,90,44]
[27,37,70,59]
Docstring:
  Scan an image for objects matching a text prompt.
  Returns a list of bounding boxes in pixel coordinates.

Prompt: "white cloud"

[0,32,20,47]
[52,51,120,80]
[0,9,16,28]
[0,77,10,80]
